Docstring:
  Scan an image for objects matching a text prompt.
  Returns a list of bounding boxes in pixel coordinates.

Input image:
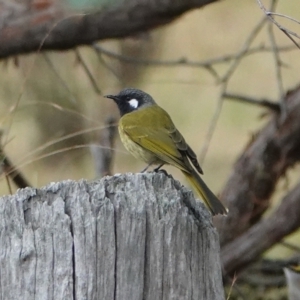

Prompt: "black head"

[105,88,156,116]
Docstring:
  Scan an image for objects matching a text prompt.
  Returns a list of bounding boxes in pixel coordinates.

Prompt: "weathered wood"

[0,172,224,300]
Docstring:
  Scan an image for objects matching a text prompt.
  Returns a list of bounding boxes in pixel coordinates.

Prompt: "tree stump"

[0,172,224,300]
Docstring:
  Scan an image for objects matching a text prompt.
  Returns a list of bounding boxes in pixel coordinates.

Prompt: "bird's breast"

[118,125,162,165]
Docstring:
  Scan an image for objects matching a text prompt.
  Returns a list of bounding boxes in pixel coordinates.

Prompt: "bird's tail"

[182,170,228,216]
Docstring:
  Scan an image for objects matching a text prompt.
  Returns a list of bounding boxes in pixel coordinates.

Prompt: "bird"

[105,88,228,216]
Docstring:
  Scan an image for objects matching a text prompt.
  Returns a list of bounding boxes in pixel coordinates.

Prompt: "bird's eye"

[128,99,139,109]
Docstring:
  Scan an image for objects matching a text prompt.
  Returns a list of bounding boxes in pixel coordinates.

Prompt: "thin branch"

[199,14,272,163]
[221,16,268,82]
[93,44,217,67]
[0,123,125,181]
[94,43,223,81]
[94,43,296,69]
[0,132,31,189]
[280,241,300,253]
[268,12,300,26]
[202,65,220,81]
[1,153,31,188]
[268,0,286,118]
[43,53,78,103]
[1,143,126,182]
[15,125,115,167]
[256,0,300,49]
[224,93,280,112]
[17,101,102,125]
[2,15,79,151]
[199,82,227,164]
[74,49,102,95]
[94,48,123,82]
[4,172,13,195]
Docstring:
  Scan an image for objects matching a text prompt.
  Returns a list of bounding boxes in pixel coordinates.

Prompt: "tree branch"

[221,181,300,276]
[0,0,218,59]
[216,84,300,246]
[223,93,280,112]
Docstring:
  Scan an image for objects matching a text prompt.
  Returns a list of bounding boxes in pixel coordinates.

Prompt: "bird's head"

[105,88,156,116]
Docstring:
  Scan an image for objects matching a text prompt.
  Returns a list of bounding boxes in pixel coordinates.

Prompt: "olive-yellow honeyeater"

[105,88,227,216]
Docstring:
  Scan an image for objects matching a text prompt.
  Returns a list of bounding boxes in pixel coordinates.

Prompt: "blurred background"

[0,0,300,298]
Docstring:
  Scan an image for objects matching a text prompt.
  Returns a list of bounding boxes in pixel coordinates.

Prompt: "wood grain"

[0,172,224,299]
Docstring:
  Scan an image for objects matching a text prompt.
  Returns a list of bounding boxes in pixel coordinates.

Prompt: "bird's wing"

[120,106,199,173]
[168,127,203,174]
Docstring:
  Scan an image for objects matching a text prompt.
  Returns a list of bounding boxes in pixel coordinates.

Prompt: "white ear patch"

[129,99,139,109]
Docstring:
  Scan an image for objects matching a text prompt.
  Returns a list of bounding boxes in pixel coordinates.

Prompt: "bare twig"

[256,0,300,49]
[3,14,85,152]
[224,93,280,112]
[198,1,298,164]
[15,126,111,167]
[226,274,239,300]
[197,6,284,165]
[221,16,267,82]
[4,172,13,195]
[1,153,31,189]
[268,12,300,26]
[280,241,300,253]
[93,44,220,69]
[94,43,296,72]
[74,49,102,95]
[0,124,127,180]
[17,101,102,126]
[199,14,271,163]
[268,0,286,118]
[0,132,31,189]
[94,48,123,82]
[43,53,78,103]
[94,43,223,81]
[199,83,227,164]
[0,143,127,182]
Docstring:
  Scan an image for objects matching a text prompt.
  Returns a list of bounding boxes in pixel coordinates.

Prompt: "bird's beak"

[104,94,119,102]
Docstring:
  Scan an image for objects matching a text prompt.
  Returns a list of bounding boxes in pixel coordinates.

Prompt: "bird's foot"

[153,163,165,172]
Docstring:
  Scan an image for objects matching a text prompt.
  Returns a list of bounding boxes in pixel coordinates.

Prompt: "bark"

[216,85,300,246]
[0,172,224,300]
[221,181,300,276]
[0,0,218,59]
